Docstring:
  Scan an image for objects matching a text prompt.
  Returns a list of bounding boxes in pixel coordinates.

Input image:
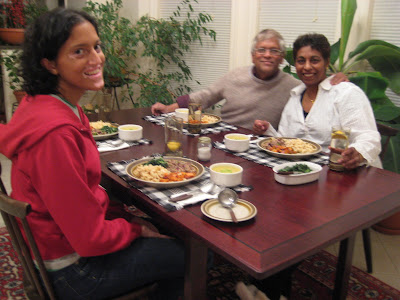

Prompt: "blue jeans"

[46,237,185,300]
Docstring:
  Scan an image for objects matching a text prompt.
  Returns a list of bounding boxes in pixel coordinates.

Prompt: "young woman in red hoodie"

[0,8,185,299]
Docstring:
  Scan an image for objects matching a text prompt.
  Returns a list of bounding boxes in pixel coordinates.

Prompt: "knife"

[169,193,193,202]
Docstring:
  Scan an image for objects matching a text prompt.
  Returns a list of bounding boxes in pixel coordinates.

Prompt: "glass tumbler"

[164,116,183,156]
[188,103,202,134]
[329,126,351,171]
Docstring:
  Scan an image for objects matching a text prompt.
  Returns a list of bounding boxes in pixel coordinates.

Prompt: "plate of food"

[201,199,257,222]
[183,113,222,127]
[126,156,205,188]
[90,121,119,140]
[257,137,322,159]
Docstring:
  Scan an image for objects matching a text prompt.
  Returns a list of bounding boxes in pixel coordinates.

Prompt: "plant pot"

[13,90,27,103]
[372,211,400,235]
[0,28,25,45]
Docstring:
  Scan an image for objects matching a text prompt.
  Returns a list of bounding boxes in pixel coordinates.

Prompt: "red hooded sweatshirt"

[0,95,141,260]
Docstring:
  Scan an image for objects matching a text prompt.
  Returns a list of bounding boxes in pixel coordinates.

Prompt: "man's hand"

[329,146,365,170]
[253,120,269,135]
[151,102,179,115]
[330,72,349,85]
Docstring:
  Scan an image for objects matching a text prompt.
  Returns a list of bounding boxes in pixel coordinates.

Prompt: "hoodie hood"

[0,95,91,159]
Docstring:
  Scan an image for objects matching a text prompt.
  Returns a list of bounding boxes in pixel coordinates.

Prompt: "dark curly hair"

[293,33,331,61]
[21,8,99,95]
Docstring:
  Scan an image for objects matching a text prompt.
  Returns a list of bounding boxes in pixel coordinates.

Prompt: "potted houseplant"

[0,0,48,45]
[0,49,26,102]
[83,0,216,108]
[0,0,26,45]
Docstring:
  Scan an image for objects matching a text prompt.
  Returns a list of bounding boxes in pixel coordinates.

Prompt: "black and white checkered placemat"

[213,141,329,168]
[107,158,253,211]
[144,113,237,136]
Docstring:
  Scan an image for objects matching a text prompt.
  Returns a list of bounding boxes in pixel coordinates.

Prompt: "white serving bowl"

[175,108,189,122]
[210,163,243,187]
[118,124,143,141]
[224,133,250,152]
[272,161,322,185]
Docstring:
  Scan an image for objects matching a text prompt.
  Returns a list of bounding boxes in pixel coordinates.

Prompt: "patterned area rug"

[1,226,399,300]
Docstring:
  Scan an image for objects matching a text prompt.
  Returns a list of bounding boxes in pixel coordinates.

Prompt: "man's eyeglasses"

[254,48,283,56]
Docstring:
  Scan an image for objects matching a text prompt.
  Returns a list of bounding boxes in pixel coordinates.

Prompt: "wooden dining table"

[93,107,400,300]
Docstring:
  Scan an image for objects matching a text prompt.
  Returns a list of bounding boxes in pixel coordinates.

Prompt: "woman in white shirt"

[253,33,381,169]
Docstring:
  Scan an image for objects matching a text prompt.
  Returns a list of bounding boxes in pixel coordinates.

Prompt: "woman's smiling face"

[295,46,329,88]
[47,20,105,102]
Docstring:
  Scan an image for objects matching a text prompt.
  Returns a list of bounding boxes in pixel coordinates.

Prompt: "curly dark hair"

[293,33,331,61]
[21,8,99,95]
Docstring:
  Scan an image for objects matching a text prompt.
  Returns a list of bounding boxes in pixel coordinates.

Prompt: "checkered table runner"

[107,158,212,211]
[213,141,329,168]
[144,113,237,136]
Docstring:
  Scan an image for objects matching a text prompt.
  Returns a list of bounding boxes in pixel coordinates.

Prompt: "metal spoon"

[218,188,239,223]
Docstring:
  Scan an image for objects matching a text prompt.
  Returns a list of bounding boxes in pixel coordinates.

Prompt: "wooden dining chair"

[0,163,157,300]
[362,122,400,273]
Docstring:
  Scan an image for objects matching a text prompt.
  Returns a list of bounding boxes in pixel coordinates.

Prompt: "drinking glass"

[188,103,202,134]
[164,116,183,156]
[329,126,351,171]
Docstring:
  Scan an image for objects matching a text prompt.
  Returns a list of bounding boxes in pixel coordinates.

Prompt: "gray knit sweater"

[187,66,299,130]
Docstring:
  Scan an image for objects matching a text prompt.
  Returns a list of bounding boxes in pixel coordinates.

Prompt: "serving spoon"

[218,188,238,223]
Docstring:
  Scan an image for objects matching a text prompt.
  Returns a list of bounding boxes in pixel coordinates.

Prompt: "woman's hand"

[151,102,178,115]
[329,146,365,170]
[141,224,172,239]
[253,120,269,135]
[132,217,172,239]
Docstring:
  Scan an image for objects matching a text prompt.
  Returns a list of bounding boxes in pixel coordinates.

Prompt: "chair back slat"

[377,123,400,160]
[22,219,57,299]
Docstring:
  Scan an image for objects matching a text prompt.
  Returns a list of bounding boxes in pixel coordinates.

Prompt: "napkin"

[97,141,131,153]
[173,193,215,210]
[96,138,152,153]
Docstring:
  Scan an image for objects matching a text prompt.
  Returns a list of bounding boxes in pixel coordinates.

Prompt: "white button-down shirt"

[266,77,382,167]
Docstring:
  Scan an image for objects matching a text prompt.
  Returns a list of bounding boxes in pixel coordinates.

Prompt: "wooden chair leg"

[362,228,373,273]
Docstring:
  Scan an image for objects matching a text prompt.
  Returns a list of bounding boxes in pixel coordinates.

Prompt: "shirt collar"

[290,75,334,96]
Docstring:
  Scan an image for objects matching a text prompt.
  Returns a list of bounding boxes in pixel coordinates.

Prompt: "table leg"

[184,237,208,300]
[333,235,356,300]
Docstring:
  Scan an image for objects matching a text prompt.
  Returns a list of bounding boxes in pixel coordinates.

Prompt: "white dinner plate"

[201,199,257,222]
[257,137,322,159]
[183,113,222,127]
[90,122,119,140]
[125,157,205,189]
[93,132,118,141]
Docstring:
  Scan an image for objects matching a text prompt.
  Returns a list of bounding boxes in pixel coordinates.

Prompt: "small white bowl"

[224,133,250,152]
[272,161,322,185]
[210,163,243,187]
[118,124,143,141]
[175,108,189,122]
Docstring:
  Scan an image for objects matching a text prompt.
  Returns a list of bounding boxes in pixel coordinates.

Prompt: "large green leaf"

[339,0,357,69]
[349,40,400,59]
[349,72,388,101]
[373,105,400,122]
[285,49,295,66]
[354,45,400,94]
[330,39,340,66]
